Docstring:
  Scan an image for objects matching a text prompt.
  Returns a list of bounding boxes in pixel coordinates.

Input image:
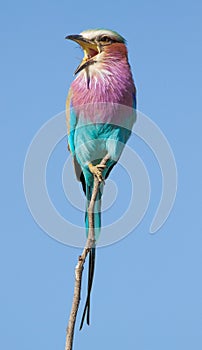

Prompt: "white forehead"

[80,29,123,41]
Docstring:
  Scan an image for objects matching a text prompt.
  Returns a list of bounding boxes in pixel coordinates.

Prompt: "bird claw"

[88,163,106,182]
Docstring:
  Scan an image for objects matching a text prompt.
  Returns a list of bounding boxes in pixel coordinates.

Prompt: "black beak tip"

[65,34,84,41]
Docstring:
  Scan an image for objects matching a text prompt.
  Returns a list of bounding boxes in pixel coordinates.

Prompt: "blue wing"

[66,88,77,154]
[66,88,82,181]
[133,92,137,110]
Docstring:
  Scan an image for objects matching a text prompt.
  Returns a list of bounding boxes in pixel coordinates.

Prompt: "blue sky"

[1,0,202,349]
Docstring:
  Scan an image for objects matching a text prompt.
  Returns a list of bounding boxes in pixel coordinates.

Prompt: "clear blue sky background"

[1,1,202,349]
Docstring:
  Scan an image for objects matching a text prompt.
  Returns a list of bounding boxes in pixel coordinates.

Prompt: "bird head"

[65,29,126,75]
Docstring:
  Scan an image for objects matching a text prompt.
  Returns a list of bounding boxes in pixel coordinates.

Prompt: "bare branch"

[65,153,110,350]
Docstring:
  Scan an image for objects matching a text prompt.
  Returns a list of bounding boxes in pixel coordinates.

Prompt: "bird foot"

[88,163,106,182]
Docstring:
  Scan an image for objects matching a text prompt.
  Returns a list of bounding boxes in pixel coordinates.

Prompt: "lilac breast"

[71,58,135,124]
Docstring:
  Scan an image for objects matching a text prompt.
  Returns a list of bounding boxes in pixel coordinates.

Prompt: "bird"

[65,29,137,330]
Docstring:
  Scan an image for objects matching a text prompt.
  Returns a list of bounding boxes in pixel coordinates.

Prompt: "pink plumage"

[71,43,135,106]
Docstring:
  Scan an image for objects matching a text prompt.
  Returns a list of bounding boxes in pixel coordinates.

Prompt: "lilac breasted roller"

[65,29,136,329]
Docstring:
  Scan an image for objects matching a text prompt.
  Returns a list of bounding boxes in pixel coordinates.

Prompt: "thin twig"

[65,153,110,350]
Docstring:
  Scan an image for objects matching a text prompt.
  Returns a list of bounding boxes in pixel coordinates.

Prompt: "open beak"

[65,34,99,75]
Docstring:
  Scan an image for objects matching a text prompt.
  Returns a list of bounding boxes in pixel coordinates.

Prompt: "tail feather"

[85,184,102,239]
[79,183,102,329]
[79,247,96,330]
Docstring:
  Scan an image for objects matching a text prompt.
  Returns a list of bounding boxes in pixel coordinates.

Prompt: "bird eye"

[101,36,111,42]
